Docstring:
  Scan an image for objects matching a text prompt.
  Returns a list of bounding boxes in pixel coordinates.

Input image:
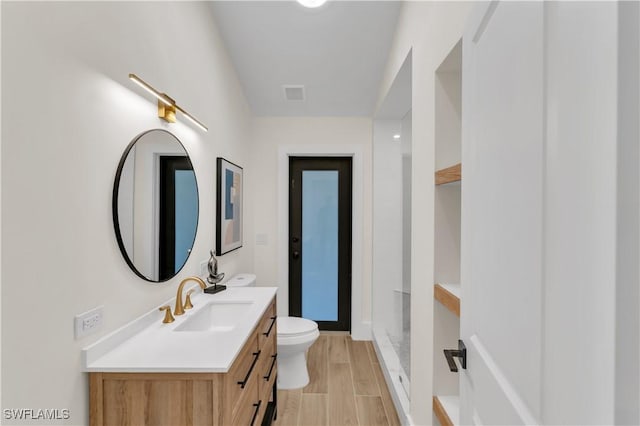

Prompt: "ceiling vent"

[283,85,305,101]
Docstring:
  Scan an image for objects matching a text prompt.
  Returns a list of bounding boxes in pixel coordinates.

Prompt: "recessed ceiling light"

[296,0,327,8]
[393,134,401,140]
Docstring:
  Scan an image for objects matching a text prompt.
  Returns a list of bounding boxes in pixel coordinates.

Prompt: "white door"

[459,2,544,424]
[459,1,634,424]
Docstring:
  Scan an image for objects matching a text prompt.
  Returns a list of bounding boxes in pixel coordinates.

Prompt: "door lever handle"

[443,340,467,372]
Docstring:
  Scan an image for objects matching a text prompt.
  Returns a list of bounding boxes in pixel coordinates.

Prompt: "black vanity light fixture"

[129,73,208,132]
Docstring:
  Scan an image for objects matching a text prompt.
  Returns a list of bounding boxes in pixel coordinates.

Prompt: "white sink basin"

[174,301,254,332]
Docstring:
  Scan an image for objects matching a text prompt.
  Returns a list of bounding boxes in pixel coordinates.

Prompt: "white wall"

[1,2,253,424]
[249,117,372,338]
[614,1,639,424]
[0,1,3,412]
[374,3,473,424]
[118,145,135,258]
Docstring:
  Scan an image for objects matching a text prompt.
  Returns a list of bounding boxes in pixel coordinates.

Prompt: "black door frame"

[288,156,352,331]
[158,155,194,281]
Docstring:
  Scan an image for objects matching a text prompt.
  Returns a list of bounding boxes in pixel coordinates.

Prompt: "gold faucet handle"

[185,289,195,310]
[159,305,175,324]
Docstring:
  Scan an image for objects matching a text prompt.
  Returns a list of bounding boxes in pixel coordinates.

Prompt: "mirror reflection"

[113,129,199,282]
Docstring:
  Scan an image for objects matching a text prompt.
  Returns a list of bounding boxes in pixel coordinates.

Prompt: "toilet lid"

[277,316,318,337]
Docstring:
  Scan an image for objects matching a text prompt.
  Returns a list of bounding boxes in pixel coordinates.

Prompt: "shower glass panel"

[372,52,412,421]
[396,111,412,394]
[372,109,412,401]
[302,170,339,321]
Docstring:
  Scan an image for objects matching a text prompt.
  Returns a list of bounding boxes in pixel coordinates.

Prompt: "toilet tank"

[224,273,256,287]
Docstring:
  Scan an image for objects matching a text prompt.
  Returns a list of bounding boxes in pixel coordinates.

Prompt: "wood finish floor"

[274,334,401,426]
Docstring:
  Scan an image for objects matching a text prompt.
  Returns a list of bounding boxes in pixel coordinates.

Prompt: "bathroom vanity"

[84,287,277,426]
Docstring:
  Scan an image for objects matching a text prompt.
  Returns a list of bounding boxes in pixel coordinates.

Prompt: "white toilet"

[275,316,319,389]
[224,274,320,390]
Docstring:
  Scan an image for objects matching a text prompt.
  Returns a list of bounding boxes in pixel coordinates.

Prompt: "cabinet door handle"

[250,400,262,426]
[264,353,278,381]
[263,316,277,337]
[443,340,467,372]
[238,350,261,389]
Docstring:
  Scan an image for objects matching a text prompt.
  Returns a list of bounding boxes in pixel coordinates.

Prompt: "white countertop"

[83,287,277,373]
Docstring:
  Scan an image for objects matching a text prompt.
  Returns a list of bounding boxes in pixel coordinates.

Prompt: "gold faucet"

[174,276,207,316]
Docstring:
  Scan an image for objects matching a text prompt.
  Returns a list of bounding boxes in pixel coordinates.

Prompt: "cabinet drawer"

[231,372,262,426]
[227,333,260,420]
[258,300,277,350]
[258,335,277,401]
[255,389,269,426]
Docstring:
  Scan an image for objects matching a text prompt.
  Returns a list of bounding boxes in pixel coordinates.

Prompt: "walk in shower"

[372,53,412,419]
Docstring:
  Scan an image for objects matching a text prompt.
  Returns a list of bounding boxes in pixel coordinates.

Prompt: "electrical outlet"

[74,306,104,339]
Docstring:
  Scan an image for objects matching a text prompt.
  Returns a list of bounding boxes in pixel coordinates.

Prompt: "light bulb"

[296,0,327,8]
[129,74,172,106]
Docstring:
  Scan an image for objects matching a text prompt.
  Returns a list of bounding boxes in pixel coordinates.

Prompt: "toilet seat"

[278,316,318,336]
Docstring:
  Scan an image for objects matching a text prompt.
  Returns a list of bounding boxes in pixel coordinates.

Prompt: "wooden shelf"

[434,283,460,317]
[433,395,459,426]
[435,163,462,185]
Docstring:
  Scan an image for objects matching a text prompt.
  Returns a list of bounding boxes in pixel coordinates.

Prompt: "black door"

[289,157,352,331]
[158,155,197,281]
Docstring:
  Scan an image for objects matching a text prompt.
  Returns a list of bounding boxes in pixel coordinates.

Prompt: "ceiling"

[210,1,401,116]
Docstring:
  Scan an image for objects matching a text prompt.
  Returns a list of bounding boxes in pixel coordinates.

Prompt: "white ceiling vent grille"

[283,85,305,101]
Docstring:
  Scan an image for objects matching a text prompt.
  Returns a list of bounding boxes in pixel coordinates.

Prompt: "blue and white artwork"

[216,158,243,255]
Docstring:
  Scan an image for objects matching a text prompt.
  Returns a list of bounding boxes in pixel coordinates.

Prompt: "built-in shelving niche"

[433,395,460,426]
[434,283,460,317]
[433,39,462,426]
[435,163,461,185]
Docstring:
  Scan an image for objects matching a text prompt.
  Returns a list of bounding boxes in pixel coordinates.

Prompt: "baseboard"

[351,320,372,341]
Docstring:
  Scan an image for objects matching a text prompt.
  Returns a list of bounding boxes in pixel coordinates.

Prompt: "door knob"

[443,340,467,372]
[292,251,300,259]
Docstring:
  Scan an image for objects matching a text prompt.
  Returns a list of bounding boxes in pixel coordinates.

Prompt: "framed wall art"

[216,158,243,255]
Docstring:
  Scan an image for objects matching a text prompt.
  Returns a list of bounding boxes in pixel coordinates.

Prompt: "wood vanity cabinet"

[89,297,277,426]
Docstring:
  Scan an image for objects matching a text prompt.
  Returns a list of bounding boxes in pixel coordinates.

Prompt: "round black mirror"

[113,129,199,282]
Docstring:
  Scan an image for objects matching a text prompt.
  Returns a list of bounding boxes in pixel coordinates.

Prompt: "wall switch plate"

[74,306,104,339]
[255,233,269,246]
